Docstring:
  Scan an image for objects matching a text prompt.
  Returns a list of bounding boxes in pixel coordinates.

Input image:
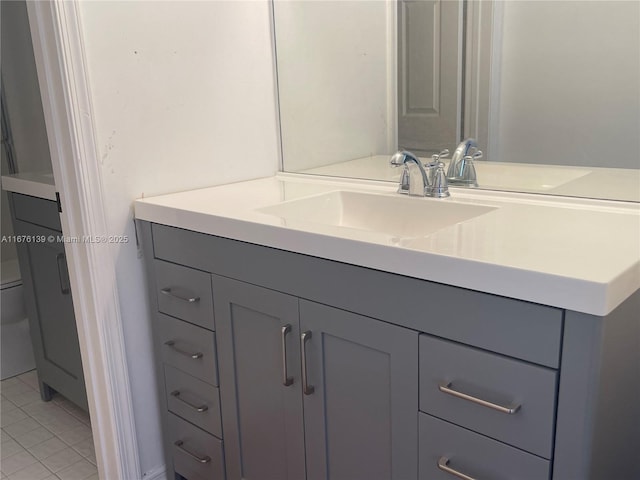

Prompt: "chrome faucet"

[447,138,482,187]
[390,149,450,197]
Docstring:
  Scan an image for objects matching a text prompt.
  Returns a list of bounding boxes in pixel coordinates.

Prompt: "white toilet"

[1,258,36,380]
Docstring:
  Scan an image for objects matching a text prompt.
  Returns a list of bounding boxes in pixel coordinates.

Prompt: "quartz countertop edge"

[134,175,640,317]
[1,173,57,201]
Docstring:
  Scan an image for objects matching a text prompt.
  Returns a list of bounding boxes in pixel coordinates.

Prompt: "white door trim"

[26,2,141,479]
[463,0,502,159]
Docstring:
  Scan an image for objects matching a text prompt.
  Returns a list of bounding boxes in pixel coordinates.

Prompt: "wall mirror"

[273,0,639,202]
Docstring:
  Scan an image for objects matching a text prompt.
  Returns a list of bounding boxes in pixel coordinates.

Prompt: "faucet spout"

[449,138,477,171]
[447,138,481,185]
[390,151,430,196]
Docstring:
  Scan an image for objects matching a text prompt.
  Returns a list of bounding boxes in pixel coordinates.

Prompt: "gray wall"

[493,1,639,169]
[1,0,52,174]
[1,0,53,265]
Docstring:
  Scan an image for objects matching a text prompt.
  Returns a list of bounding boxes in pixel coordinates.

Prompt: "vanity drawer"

[419,413,550,480]
[12,193,61,231]
[165,365,222,438]
[419,334,557,459]
[158,313,218,386]
[167,413,225,480]
[154,259,214,330]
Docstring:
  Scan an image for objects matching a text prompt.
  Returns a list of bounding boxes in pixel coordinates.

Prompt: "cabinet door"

[14,220,87,409]
[300,300,419,480]
[213,275,305,480]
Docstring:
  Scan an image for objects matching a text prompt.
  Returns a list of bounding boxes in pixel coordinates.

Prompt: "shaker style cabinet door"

[13,220,87,410]
[213,275,305,480]
[300,300,419,480]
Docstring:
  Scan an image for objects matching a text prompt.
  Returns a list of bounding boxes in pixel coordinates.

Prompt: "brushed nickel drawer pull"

[174,440,211,464]
[164,340,203,359]
[301,331,314,395]
[56,252,71,295]
[281,324,294,386]
[160,287,200,303]
[170,390,208,412]
[438,382,521,415]
[437,457,477,480]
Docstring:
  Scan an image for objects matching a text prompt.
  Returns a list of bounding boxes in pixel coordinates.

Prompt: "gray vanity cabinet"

[151,260,223,480]
[139,221,640,480]
[213,275,305,480]
[9,193,87,410]
[300,300,418,480]
[212,275,418,480]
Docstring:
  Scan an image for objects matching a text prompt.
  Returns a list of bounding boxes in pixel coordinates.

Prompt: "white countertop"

[1,172,57,201]
[134,174,640,316]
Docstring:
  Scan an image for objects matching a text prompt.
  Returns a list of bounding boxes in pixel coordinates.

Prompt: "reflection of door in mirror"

[398,0,461,155]
[274,1,639,202]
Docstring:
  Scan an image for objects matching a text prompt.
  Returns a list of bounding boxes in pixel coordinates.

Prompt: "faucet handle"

[431,149,450,163]
[469,150,483,161]
[425,149,450,170]
[428,162,450,198]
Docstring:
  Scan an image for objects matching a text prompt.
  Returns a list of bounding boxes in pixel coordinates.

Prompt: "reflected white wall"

[276,1,395,172]
[494,1,639,169]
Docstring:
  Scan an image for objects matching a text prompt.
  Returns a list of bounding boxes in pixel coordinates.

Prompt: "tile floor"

[1,371,97,480]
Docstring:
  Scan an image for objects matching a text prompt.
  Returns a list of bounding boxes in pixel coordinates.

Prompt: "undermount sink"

[257,190,497,238]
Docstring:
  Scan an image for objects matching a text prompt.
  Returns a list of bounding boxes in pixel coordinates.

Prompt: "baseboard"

[142,464,167,480]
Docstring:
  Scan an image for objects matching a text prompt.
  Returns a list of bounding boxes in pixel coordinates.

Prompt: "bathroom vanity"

[3,174,88,410]
[135,175,639,480]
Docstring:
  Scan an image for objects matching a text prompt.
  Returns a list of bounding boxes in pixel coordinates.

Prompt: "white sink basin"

[257,190,497,238]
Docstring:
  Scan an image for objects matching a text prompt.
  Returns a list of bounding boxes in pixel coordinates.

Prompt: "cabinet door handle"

[300,331,314,395]
[160,287,200,303]
[281,324,294,386]
[170,390,208,413]
[56,252,71,295]
[437,457,478,480]
[164,340,203,359]
[174,440,211,464]
[438,382,521,415]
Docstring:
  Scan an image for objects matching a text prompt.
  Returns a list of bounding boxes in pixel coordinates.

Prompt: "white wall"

[77,1,279,475]
[494,1,639,169]
[274,1,394,172]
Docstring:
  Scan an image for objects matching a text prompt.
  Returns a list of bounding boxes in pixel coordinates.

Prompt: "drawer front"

[154,259,214,330]
[167,413,225,480]
[158,313,218,386]
[12,193,61,231]
[419,413,550,480]
[165,365,222,438]
[419,334,557,459]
